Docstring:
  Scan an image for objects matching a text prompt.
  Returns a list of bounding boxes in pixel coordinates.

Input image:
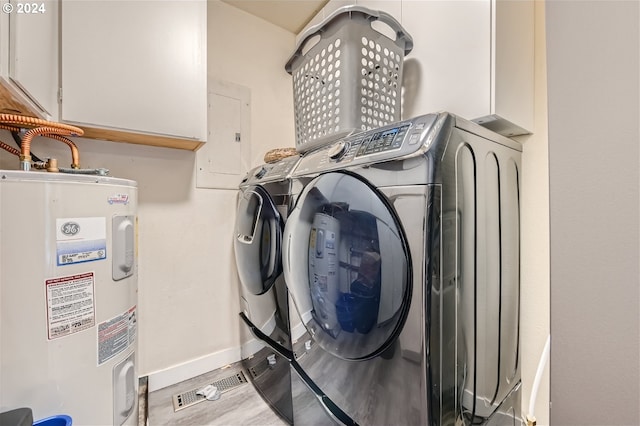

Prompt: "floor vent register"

[172,371,248,412]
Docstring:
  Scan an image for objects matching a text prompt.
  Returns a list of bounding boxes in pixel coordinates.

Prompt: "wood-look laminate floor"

[143,363,288,426]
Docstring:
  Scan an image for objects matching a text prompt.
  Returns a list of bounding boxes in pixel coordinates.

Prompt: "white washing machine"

[282,112,522,425]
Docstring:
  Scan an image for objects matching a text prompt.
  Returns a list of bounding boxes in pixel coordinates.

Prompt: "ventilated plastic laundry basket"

[285,5,413,153]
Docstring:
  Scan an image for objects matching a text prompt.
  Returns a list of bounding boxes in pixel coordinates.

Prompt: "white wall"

[142,0,296,388]
[208,1,296,167]
[0,0,296,391]
[515,2,549,424]
[546,1,639,424]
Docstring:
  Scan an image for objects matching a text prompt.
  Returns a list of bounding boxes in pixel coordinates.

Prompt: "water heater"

[0,170,138,425]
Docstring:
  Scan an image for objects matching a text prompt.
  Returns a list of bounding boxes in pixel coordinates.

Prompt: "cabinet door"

[401,0,492,123]
[315,0,533,137]
[0,0,58,118]
[490,0,534,135]
[60,0,207,143]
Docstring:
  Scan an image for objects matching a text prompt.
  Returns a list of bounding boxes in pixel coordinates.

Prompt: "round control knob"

[327,141,348,160]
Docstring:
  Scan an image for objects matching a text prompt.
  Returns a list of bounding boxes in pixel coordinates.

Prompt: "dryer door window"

[234,185,283,295]
[283,172,412,360]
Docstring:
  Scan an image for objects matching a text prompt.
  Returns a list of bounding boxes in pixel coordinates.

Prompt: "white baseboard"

[291,320,307,343]
[147,347,241,392]
[291,310,312,342]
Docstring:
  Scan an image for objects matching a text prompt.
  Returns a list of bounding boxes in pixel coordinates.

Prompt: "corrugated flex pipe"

[0,114,83,170]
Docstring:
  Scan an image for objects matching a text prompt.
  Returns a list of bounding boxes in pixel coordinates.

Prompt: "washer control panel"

[354,125,410,157]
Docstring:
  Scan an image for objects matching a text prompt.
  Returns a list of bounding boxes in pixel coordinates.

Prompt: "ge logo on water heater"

[61,222,81,236]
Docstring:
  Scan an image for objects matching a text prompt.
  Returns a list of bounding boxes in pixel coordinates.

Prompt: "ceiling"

[221,0,329,34]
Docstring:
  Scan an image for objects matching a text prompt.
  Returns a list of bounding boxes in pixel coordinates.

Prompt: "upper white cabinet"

[60,0,207,150]
[0,0,58,119]
[401,0,534,136]
[476,0,535,136]
[302,0,534,136]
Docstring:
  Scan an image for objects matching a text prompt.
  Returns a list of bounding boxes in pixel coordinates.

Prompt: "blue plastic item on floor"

[32,415,72,426]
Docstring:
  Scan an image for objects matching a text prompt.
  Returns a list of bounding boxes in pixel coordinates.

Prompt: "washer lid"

[234,185,284,296]
[283,172,412,360]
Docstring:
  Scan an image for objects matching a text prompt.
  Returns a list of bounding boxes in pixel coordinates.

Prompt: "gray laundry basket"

[285,6,413,153]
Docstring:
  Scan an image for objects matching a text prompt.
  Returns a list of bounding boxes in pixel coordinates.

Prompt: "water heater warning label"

[98,306,137,365]
[46,272,96,340]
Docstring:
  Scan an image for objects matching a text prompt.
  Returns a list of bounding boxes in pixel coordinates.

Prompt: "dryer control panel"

[293,113,443,175]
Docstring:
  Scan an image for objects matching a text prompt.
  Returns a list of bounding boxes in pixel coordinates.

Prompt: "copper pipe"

[0,140,20,156]
[0,124,26,160]
[0,114,83,135]
[0,123,21,133]
[20,126,78,159]
[0,114,84,169]
[43,134,80,169]
[0,126,80,168]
